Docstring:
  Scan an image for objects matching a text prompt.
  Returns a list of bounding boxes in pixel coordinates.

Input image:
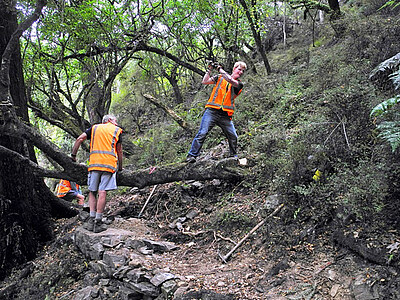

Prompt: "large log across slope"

[0,119,244,188]
[118,158,244,188]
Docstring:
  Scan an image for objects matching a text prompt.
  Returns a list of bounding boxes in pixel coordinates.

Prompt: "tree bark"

[118,158,245,189]
[0,0,56,280]
[239,0,272,74]
[1,108,245,189]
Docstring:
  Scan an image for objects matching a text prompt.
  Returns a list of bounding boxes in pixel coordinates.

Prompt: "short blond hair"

[234,61,247,70]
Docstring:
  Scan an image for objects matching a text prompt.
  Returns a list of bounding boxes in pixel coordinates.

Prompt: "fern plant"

[370,52,400,151]
[380,0,400,9]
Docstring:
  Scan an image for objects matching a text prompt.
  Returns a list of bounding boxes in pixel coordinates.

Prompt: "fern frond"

[389,68,400,90]
[369,52,400,80]
[380,0,400,9]
[370,95,400,117]
[377,120,400,151]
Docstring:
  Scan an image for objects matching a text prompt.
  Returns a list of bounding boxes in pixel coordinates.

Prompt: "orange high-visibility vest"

[56,180,79,197]
[88,122,122,173]
[205,75,242,116]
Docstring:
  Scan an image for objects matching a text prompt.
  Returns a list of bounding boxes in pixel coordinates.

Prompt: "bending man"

[71,114,123,233]
[56,179,85,206]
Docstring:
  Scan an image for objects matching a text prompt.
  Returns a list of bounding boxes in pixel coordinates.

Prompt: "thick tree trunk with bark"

[0,0,65,280]
[0,120,245,188]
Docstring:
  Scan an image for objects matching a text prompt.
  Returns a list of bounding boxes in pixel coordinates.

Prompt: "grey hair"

[102,114,117,123]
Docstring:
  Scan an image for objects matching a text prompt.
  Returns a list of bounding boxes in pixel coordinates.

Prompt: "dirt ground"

[1,181,400,299]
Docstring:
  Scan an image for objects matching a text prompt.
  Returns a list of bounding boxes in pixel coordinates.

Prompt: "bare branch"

[143,94,193,133]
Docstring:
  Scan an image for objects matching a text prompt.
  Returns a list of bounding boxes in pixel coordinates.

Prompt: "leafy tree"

[24,0,161,133]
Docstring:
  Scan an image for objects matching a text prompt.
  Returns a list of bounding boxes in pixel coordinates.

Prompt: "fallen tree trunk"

[118,158,245,189]
[1,121,244,189]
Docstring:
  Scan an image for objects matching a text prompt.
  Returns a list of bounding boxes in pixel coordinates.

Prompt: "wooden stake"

[219,204,284,263]
[138,184,158,218]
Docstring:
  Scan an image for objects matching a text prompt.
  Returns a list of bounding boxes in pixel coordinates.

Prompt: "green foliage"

[292,159,389,221]
[370,53,400,151]
[374,120,400,151]
[214,209,254,230]
[328,161,389,218]
[380,0,400,9]
[371,96,400,117]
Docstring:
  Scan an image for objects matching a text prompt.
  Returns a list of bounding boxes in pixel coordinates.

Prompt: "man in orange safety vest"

[186,61,246,163]
[56,179,85,206]
[71,114,123,233]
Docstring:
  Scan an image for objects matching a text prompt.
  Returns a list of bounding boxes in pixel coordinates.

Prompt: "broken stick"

[219,203,284,263]
[138,184,158,218]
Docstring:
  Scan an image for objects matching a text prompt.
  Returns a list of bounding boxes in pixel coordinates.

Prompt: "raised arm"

[202,64,216,85]
[218,66,240,87]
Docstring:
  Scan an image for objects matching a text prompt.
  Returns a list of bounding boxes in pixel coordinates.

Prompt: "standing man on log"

[186,61,247,163]
[71,114,123,233]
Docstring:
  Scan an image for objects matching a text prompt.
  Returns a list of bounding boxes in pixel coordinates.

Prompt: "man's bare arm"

[218,67,240,87]
[116,142,123,171]
[71,132,87,160]
[202,70,215,85]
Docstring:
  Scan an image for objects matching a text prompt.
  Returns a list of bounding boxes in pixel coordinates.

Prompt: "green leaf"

[370,95,400,117]
[377,120,400,151]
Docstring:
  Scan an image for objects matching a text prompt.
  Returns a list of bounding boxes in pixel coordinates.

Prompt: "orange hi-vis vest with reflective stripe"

[57,180,79,197]
[88,122,123,173]
[205,75,242,116]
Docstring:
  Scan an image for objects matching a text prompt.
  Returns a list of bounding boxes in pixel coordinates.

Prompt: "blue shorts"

[88,171,117,192]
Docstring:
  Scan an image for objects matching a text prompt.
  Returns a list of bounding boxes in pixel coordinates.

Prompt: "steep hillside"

[1,3,400,300]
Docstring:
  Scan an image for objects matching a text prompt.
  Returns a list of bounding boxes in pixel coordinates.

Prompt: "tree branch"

[1,116,244,188]
[1,0,47,90]
[0,145,67,179]
[143,94,193,133]
[60,42,204,76]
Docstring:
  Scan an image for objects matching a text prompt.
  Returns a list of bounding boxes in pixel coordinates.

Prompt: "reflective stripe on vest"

[205,75,242,116]
[57,180,72,197]
[88,122,122,173]
[57,180,80,197]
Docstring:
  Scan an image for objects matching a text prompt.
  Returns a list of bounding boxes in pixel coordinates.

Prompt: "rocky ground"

[1,180,400,299]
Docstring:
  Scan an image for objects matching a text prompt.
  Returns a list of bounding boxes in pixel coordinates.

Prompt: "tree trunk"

[0,0,72,280]
[238,0,272,74]
[118,158,244,189]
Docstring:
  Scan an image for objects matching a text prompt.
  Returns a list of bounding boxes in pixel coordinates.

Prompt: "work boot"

[186,155,196,163]
[83,217,95,231]
[93,219,107,233]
